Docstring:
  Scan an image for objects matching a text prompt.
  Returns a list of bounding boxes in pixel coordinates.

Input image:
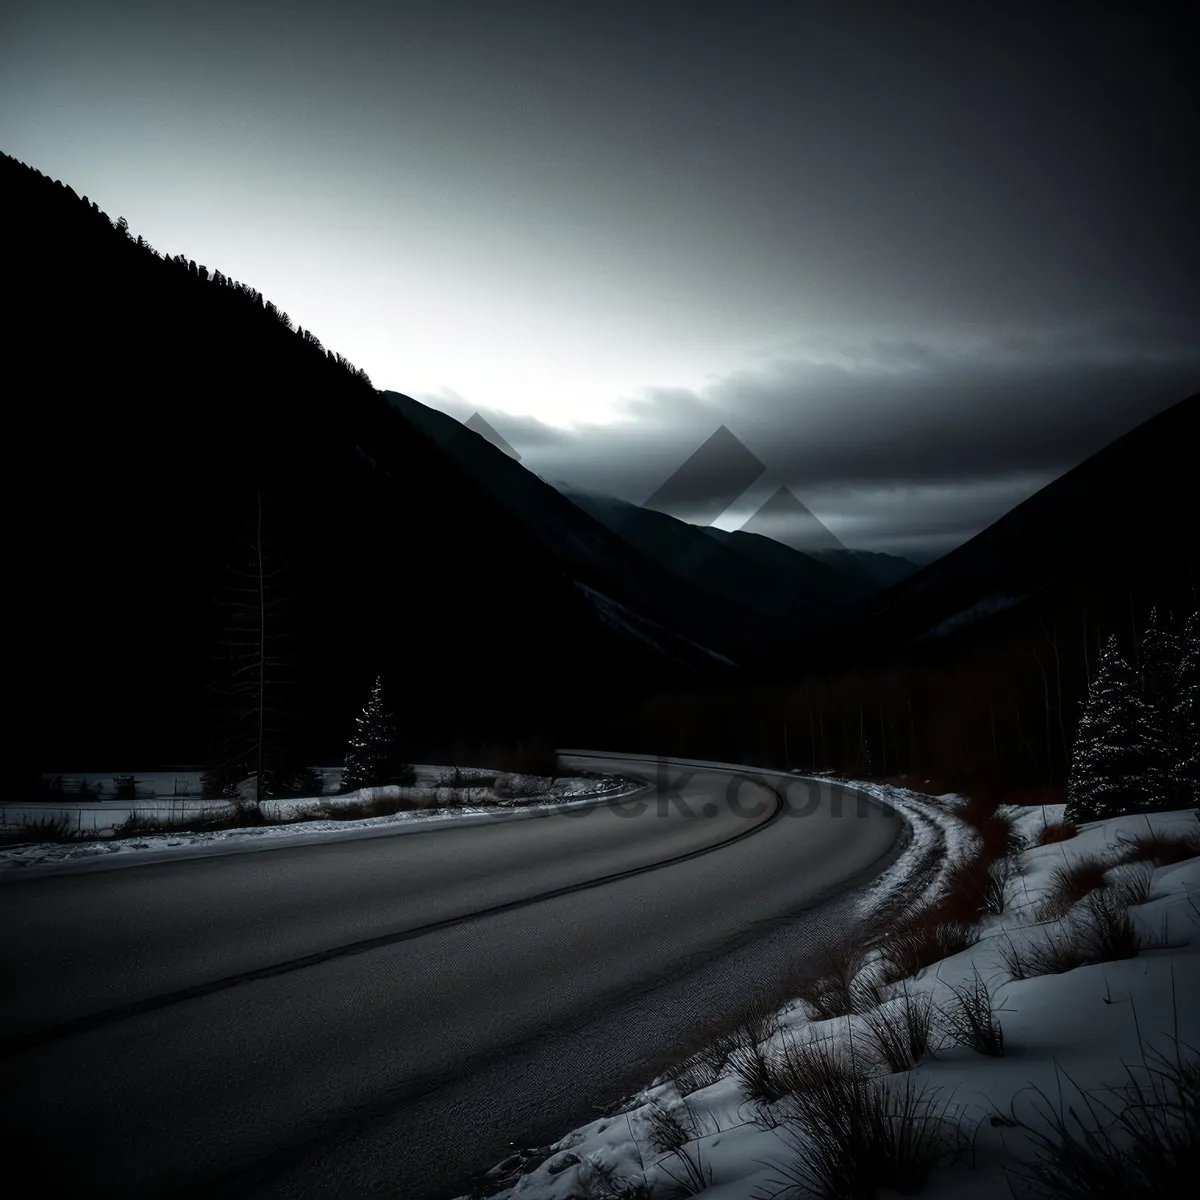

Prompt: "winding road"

[0,752,905,1198]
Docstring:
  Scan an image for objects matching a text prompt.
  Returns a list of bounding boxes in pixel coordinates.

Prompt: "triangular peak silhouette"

[465,412,521,461]
[642,425,765,526]
[738,486,845,553]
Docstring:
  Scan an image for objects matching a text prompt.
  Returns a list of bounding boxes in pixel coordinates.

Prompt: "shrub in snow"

[1,813,75,846]
[954,797,1022,859]
[1105,859,1156,907]
[1115,826,1200,867]
[775,1033,867,1103]
[997,926,1088,981]
[942,849,1014,919]
[879,918,977,985]
[730,1038,789,1110]
[794,939,885,1020]
[641,1096,697,1155]
[726,990,786,1047]
[765,1068,968,1200]
[861,986,939,1073]
[939,966,1004,1056]
[1074,886,1143,963]
[1006,1041,1199,1199]
[657,1138,714,1195]
[985,855,1015,914]
[999,888,1147,982]
[665,1047,728,1097]
[572,1154,653,1199]
[1036,851,1119,920]
[1039,820,1078,845]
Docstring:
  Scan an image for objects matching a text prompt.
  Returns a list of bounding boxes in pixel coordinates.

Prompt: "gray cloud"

[4,1,1195,566]
[416,389,573,450]
[447,322,1198,559]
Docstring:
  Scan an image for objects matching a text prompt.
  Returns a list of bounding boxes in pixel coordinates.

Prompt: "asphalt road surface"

[0,752,905,1198]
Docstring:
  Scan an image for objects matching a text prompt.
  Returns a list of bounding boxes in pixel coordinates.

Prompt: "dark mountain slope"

[805,548,921,592]
[2,152,709,773]
[620,394,1197,798]
[554,481,868,621]
[385,391,821,663]
[803,393,1198,672]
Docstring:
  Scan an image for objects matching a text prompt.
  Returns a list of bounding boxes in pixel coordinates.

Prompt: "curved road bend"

[0,752,904,1198]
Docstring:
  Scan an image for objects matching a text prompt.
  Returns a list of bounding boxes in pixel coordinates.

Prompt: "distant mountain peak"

[737,486,846,553]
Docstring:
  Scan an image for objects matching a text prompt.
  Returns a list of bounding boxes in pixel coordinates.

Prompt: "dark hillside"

[3,152,699,777]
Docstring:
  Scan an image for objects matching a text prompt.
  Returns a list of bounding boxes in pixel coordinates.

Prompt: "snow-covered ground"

[0,766,641,873]
[458,783,1199,1200]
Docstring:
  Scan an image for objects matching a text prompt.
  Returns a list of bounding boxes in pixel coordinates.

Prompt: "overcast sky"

[3,0,1196,558]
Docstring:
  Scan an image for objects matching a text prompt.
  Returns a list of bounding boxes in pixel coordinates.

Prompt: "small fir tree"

[1066,636,1159,823]
[342,676,402,793]
[1137,608,1179,805]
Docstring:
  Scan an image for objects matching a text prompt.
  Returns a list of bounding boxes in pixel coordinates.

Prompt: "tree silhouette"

[1066,636,1159,823]
[1170,611,1198,808]
[1139,608,1184,804]
[204,489,301,804]
[342,675,407,792]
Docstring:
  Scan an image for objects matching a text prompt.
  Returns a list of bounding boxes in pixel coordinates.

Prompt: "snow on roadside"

[841,781,979,925]
[0,771,643,874]
[458,784,1200,1200]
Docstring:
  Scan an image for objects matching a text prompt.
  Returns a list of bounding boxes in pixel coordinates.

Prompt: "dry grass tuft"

[1116,828,1200,868]
[1106,860,1156,908]
[1036,852,1117,920]
[940,967,1005,1056]
[794,940,881,1021]
[1006,1040,1199,1199]
[878,918,978,985]
[956,797,1021,858]
[860,986,939,1073]
[1039,821,1078,845]
[759,1066,969,1200]
[999,887,1152,981]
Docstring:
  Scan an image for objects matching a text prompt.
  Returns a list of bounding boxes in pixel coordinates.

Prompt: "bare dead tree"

[1082,609,1092,689]
[907,694,918,774]
[204,489,301,804]
[1048,622,1070,769]
[878,702,888,777]
[1032,645,1055,783]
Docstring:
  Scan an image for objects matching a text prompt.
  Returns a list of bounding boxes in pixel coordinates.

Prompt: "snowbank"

[0,769,641,874]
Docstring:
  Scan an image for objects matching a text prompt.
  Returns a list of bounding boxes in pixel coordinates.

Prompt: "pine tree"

[1170,610,1199,808]
[342,676,405,792]
[1066,636,1159,823]
[1138,608,1180,805]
